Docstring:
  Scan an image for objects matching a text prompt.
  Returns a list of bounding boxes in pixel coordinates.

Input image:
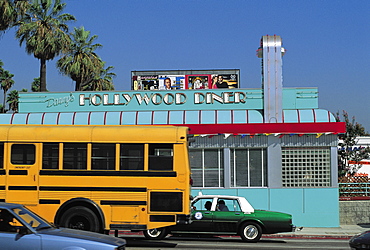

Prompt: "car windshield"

[11,207,53,231]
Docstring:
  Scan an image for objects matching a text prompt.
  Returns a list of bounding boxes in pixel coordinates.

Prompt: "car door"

[2,232,41,250]
[174,198,214,232]
[212,198,245,233]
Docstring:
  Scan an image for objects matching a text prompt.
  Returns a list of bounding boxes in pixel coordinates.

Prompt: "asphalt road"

[123,235,351,250]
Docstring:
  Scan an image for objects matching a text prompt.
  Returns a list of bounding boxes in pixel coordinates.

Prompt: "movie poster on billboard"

[210,74,238,89]
[186,75,211,89]
[132,70,239,90]
[132,75,159,90]
[158,75,185,90]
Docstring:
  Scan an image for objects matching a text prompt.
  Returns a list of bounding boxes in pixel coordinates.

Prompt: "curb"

[262,234,353,240]
[111,231,354,240]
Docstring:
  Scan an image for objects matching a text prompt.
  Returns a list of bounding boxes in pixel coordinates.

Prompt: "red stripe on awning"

[172,122,346,135]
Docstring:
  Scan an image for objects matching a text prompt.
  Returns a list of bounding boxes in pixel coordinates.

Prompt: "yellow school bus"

[0,124,191,232]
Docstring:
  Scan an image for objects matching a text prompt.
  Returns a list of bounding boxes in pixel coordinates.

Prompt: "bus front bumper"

[177,214,191,225]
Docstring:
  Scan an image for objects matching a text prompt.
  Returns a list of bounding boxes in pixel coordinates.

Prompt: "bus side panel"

[0,169,5,201]
[173,143,191,215]
[32,204,60,223]
[111,206,140,222]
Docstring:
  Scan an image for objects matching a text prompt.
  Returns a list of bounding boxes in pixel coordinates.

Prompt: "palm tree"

[0,0,29,32]
[0,60,4,112]
[7,88,27,113]
[15,0,75,92]
[31,77,42,92]
[83,65,116,91]
[57,26,103,91]
[0,69,15,113]
[0,0,16,31]
[7,89,21,112]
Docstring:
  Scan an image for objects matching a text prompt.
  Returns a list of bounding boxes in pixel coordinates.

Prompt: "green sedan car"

[144,194,296,242]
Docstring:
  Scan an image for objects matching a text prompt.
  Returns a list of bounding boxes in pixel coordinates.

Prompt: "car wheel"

[60,206,101,232]
[239,222,262,242]
[143,227,168,240]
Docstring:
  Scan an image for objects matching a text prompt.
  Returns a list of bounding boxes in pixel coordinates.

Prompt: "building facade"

[4,86,344,227]
[1,35,345,227]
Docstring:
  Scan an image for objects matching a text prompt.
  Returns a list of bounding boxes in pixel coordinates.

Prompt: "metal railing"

[338,175,370,198]
[339,182,370,197]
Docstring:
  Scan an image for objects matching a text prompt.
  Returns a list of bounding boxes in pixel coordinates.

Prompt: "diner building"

[1,36,345,227]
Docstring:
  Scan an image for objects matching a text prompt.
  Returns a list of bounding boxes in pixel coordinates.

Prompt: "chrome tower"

[257,35,285,123]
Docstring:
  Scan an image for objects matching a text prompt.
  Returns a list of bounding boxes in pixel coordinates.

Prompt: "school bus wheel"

[60,206,101,233]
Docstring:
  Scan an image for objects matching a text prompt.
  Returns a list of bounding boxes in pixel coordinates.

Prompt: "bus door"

[0,142,5,201]
[5,143,39,205]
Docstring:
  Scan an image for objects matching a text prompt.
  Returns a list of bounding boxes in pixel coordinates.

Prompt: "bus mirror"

[187,135,195,144]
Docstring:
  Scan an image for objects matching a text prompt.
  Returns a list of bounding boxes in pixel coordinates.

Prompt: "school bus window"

[120,143,144,170]
[0,142,3,168]
[43,143,59,169]
[92,143,115,170]
[11,144,35,165]
[63,143,87,170]
[149,144,173,171]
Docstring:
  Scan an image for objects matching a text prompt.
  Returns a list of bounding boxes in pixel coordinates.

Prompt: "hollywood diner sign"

[78,91,250,106]
[20,89,263,113]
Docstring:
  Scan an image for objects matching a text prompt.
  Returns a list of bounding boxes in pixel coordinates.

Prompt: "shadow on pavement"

[121,235,287,247]
[123,237,177,248]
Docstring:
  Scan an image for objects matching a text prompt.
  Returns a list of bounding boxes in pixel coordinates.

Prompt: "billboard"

[132,69,239,90]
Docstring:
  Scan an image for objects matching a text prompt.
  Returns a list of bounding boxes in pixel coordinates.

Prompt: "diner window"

[149,144,173,171]
[43,143,59,169]
[120,143,144,170]
[230,148,267,187]
[11,144,35,165]
[92,143,115,170]
[190,149,224,188]
[63,143,87,170]
[282,147,331,187]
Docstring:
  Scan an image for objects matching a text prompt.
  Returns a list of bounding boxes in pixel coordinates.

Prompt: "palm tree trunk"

[75,77,81,91]
[40,58,47,92]
[2,90,6,113]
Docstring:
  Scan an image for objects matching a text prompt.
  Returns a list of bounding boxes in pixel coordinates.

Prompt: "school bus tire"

[60,206,101,233]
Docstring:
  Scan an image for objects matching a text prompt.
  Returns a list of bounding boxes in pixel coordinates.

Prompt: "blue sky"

[1,0,369,131]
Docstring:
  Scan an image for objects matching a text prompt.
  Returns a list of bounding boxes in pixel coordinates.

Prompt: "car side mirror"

[18,227,30,235]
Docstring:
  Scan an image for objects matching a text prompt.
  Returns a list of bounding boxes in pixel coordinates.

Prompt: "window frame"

[282,147,331,187]
[189,148,224,188]
[62,143,88,170]
[230,147,267,188]
[91,143,116,170]
[10,144,36,165]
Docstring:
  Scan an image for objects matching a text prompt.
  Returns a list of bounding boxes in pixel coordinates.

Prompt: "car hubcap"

[244,225,258,239]
[148,229,161,237]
